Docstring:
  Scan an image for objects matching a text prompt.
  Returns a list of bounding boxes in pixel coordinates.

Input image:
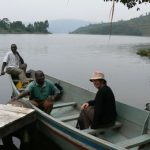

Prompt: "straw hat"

[90,71,105,82]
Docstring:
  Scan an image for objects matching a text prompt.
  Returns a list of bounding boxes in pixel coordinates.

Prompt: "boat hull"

[36,109,112,150]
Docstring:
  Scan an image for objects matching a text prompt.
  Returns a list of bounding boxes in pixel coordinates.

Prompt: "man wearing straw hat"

[76,71,117,129]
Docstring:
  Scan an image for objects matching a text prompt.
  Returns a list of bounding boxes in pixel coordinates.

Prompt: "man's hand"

[47,95,55,101]
[81,103,89,110]
[11,97,18,101]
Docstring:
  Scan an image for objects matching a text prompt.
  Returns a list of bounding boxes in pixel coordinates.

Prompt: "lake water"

[0,34,150,109]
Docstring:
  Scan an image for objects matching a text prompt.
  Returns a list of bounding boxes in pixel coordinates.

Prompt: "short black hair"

[35,70,44,77]
[11,44,17,48]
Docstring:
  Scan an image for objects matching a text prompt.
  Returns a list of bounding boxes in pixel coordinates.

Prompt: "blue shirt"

[27,79,59,101]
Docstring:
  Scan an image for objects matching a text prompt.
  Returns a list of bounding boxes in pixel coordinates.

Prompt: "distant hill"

[71,13,150,36]
[48,19,92,33]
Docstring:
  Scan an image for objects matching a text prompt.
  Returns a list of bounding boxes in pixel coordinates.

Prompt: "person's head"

[35,70,45,86]
[11,44,17,53]
[89,71,107,89]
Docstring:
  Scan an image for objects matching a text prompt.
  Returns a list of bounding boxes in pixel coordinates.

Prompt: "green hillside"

[71,13,150,36]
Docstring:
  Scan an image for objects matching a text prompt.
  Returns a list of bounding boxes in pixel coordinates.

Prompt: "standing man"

[76,71,117,129]
[13,70,60,114]
[1,44,28,86]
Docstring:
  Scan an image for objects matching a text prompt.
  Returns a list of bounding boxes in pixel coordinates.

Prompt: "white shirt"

[3,51,20,68]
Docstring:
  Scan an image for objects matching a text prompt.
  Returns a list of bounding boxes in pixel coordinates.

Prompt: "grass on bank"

[137,48,150,57]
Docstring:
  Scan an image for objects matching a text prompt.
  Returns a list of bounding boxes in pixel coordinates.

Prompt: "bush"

[137,48,150,57]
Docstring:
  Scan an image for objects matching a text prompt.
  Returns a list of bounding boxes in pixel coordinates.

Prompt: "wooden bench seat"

[117,134,150,148]
[58,114,79,122]
[53,102,77,109]
[83,121,122,135]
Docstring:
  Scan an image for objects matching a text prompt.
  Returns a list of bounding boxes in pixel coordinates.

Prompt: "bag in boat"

[54,83,63,94]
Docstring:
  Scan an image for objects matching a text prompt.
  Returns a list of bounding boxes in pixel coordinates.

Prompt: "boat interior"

[51,101,150,150]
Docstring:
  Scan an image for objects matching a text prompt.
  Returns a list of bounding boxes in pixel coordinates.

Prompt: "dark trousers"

[76,106,94,130]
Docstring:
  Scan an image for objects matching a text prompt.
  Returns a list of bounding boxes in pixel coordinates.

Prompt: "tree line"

[0,18,50,33]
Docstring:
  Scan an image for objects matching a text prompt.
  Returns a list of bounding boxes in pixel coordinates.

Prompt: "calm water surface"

[0,34,150,109]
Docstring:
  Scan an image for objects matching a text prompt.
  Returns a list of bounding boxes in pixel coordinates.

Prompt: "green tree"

[104,0,150,9]
[0,18,10,30]
[0,18,50,33]
[26,24,34,32]
[34,20,49,33]
[10,21,26,32]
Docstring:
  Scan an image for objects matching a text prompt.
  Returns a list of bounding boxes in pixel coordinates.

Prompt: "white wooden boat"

[10,70,150,150]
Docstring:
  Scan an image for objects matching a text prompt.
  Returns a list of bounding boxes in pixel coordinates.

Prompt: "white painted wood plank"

[0,104,36,138]
[0,104,35,128]
[0,110,26,128]
[0,104,34,114]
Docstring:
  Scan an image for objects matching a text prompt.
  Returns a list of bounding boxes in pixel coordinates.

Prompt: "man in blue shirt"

[14,70,60,114]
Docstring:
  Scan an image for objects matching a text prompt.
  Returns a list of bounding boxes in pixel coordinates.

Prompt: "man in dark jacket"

[76,71,117,129]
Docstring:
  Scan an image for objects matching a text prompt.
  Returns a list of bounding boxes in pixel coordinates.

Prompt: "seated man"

[13,70,60,114]
[1,44,28,86]
[76,71,117,130]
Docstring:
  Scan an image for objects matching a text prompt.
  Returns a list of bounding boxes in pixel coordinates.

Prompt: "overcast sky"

[0,0,150,23]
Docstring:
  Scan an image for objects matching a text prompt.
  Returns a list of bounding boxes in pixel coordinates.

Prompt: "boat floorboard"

[52,103,79,119]
[83,121,122,135]
[117,134,150,149]
[58,114,79,122]
[97,129,127,143]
